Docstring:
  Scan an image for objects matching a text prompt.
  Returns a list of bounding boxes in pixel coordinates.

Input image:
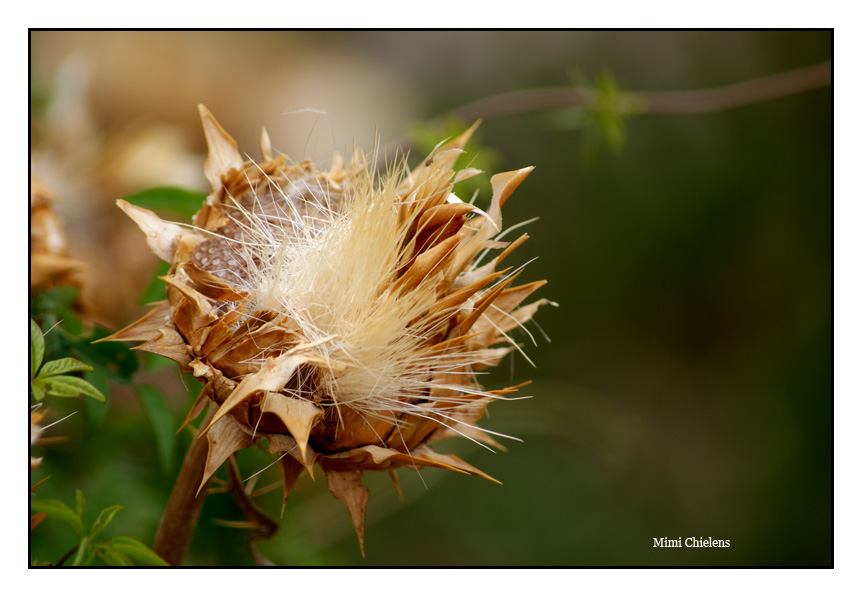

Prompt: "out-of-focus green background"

[29,31,831,566]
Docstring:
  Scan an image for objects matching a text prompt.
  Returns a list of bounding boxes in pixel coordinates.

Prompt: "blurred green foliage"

[29,30,831,566]
[30,489,168,566]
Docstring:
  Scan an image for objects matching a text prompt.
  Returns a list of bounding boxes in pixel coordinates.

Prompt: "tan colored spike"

[260,392,324,462]
[201,352,303,437]
[199,319,239,358]
[98,301,171,343]
[489,167,534,219]
[426,331,483,356]
[494,232,531,267]
[180,262,247,302]
[422,148,466,175]
[198,104,243,192]
[266,434,318,478]
[324,445,401,469]
[410,444,500,483]
[415,202,474,242]
[388,470,403,500]
[489,280,547,321]
[428,421,506,450]
[459,271,522,335]
[116,200,184,262]
[497,298,551,338]
[484,299,549,341]
[453,166,483,184]
[136,327,193,370]
[326,444,487,473]
[199,415,255,495]
[163,273,216,313]
[448,197,521,279]
[430,268,508,317]
[439,119,481,153]
[178,388,210,433]
[394,235,461,293]
[324,467,370,556]
[164,278,220,349]
[259,126,273,161]
[279,455,305,516]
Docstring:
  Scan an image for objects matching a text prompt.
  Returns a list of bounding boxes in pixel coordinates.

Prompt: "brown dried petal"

[260,391,323,462]
[202,352,304,437]
[324,466,370,556]
[116,200,185,262]
[200,415,255,495]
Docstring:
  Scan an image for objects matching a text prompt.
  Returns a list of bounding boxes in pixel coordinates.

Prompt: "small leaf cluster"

[30,320,104,402]
[30,490,168,566]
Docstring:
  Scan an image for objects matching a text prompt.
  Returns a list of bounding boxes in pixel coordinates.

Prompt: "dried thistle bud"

[30,177,85,291]
[109,105,549,551]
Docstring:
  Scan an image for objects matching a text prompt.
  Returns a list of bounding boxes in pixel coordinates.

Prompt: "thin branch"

[54,544,79,567]
[633,61,831,114]
[384,61,831,158]
[225,456,278,566]
[451,61,831,121]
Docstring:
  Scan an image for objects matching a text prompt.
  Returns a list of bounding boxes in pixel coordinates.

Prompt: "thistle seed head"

[109,105,549,551]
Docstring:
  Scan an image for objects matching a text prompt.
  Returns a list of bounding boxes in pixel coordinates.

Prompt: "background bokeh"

[29,30,832,566]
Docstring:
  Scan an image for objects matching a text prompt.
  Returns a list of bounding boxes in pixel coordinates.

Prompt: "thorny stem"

[152,411,213,566]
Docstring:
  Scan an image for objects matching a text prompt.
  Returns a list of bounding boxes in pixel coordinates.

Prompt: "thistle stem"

[152,411,213,566]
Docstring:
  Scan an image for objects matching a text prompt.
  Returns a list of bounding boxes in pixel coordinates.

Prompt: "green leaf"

[30,498,84,538]
[41,378,82,397]
[30,380,46,401]
[33,317,140,384]
[38,358,94,378]
[75,489,86,527]
[30,319,44,378]
[90,505,123,540]
[136,385,176,476]
[71,537,93,566]
[43,375,106,402]
[593,71,627,152]
[108,536,169,566]
[97,545,134,566]
[125,186,206,220]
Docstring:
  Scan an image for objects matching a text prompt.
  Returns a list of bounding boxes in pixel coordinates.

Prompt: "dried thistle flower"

[108,105,549,551]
